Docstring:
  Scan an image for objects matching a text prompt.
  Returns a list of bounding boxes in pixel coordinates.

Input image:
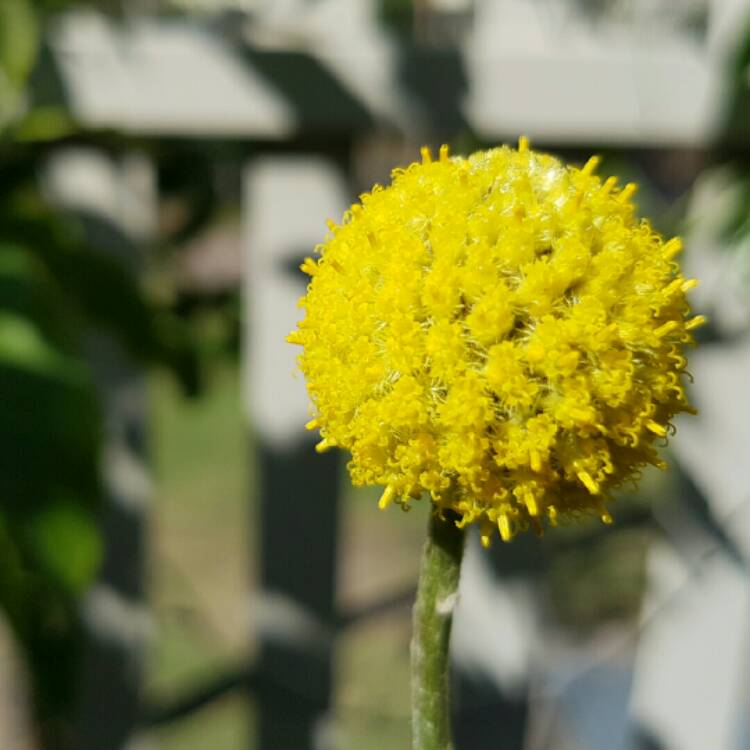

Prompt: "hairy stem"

[411,510,466,750]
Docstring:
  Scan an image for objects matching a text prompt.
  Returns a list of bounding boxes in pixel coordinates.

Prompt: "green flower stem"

[411,509,466,750]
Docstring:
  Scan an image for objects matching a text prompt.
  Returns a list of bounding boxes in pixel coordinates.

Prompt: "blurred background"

[2,0,750,748]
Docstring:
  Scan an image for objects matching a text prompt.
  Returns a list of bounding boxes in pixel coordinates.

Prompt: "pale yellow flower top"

[288,140,702,545]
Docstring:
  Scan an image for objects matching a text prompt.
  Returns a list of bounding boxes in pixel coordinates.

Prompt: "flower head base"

[289,140,701,545]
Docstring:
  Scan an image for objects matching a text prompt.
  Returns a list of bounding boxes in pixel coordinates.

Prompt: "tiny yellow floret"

[498,513,512,542]
[315,439,335,454]
[379,485,396,510]
[577,471,600,496]
[300,257,318,276]
[291,139,699,543]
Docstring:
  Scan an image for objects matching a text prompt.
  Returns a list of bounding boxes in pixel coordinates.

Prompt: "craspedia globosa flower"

[288,139,703,546]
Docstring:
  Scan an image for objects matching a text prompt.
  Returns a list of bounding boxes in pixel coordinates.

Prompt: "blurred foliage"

[0,194,102,746]
[0,0,38,90]
[0,2,199,747]
[0,0,117,133]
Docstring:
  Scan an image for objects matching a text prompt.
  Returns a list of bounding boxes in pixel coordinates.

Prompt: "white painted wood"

[630,542,750,750]
[51,12,296,138]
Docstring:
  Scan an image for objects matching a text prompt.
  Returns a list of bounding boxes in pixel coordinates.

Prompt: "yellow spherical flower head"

[288,139,702,545]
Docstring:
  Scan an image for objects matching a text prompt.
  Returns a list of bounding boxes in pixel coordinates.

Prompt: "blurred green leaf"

[0,209,200,393]
[0,0,38,88]
[0,242,28,275]
[25,502,102,594]
[0,511,29,619]
[12,105,77,142]
[0,361,101,513]
[0,310,81,377]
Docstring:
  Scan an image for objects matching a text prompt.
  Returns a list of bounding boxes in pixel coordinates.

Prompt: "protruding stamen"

[602,176,617,194]
[378,484,396,510]
[286,331,304,345]
[524,490,539,517]
[685,315,707,331]
[578,470,600,495]
[618,183,638,202]
[315,439,334,453]
[664,278,684,297]
[439,144,450,162]
[654,320,679,338]
[518,135,530,152]
[300,257,318,276]
[420,146,432,164]
[646,420,667,437]
[498,512,512,542]
[305,418,320,431]
[547,505,558,526]
[351,203,362,216]
[329,258,344,273]
[326,219,337,232]
[480,523,493,548]
[581,155,601,175]
[530,449,542,473]
[663,238,683,260]
[681,279,699,293]
[601,511,613,525]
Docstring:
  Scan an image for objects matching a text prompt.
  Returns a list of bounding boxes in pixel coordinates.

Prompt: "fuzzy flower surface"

[289,140,702,545]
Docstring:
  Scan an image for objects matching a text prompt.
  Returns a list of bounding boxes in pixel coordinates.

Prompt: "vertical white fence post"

[243,154,350,749]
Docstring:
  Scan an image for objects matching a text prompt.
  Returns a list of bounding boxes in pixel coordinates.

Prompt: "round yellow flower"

[289,139,702,545]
